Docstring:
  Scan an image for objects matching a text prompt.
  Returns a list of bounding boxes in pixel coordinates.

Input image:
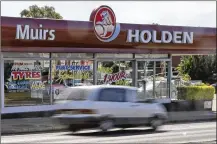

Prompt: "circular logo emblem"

[91,5,121,42]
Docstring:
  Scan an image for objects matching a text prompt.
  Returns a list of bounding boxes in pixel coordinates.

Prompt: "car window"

[98,88,126,102]
[55,87,91,101]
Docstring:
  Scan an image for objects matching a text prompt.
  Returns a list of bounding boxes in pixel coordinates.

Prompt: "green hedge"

[177,86,215,100]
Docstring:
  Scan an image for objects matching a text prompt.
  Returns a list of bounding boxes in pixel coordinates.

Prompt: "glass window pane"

[4,60,50,107]
[50,59,93,101]
[3,52,49,58]
[97,61,132,86]
[137,61,171,99]
[137,61,154,82]
[99,88,125,102]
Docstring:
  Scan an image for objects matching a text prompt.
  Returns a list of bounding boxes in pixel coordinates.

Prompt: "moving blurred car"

[52,85,168,132]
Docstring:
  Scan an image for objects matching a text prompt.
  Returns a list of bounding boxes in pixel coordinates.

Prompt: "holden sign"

[91,5,194,44]
[91,5,121,42]
[126,30,194,44]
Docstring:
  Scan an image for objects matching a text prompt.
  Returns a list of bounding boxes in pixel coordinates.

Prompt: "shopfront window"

[97,61,132,86]
[137,60,170,100]
[4,59,50,107]
[51,59,93,101]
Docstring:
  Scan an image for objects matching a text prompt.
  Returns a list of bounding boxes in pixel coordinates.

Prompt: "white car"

[52,85,168,132]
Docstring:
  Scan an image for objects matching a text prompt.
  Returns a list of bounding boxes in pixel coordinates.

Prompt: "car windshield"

[55,87,91,101]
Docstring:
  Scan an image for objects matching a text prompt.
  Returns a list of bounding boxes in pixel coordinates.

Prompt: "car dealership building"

[0,5,216,112]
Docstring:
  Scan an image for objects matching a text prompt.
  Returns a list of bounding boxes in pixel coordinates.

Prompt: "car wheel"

[68,125,79,133]
[150,117,163,131]
[99,119,114,132]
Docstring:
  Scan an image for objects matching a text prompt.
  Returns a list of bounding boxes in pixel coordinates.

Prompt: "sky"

[1,1,216,27]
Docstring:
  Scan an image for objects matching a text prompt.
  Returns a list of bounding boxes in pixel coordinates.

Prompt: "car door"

[93,88,133,122]
[126,90,154,124]
[125,89,143,118]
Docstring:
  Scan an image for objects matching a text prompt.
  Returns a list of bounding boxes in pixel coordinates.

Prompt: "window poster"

[7,60,46,99]
[97,65,130,86]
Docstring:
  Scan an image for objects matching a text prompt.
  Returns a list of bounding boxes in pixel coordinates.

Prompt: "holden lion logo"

[92,6,121,42]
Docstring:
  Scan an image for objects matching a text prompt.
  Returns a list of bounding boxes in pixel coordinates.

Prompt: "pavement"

[1,121,216,143]
[212,94,216,112]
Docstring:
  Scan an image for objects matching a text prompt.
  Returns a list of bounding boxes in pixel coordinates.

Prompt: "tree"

[20,5,63,19]
[177,55,216,83]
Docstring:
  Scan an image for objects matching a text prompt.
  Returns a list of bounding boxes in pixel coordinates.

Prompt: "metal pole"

[132,54,138,87]
[144,61,147,78]
[93,54,97,85]
[72,60,75,87]
[143,61,148,98]
[168,54,172,99]
[153,61,156,98]
[49,53,53,105]
[142,80,146,99]
[215,53,217,94]
[0,2,2,135]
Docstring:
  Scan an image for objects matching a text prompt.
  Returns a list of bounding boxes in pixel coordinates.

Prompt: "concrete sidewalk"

[2,111,216,135]
[212,94,216,112]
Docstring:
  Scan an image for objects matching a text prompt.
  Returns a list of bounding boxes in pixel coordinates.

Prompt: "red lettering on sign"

[104,71,127,84]
[32,72,41,79]
[11,71,19,80]
[11,71,41,80]
[108,74,113,82]
[113,73,117,81]
[25,72,32,79]
[104,74,108,83]
[120,72,127,79]
[19,72,25,80]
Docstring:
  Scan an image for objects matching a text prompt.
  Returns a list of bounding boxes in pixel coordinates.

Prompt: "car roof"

[67,85,138,90]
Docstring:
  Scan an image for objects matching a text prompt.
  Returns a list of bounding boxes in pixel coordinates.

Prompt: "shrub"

[193,83,208,86]
[177,85,215,100]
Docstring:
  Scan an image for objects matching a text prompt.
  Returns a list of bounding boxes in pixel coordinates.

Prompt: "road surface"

[2,121,216,143]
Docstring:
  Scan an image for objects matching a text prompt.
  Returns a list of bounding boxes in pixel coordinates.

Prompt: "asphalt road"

[1,121,216,143]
